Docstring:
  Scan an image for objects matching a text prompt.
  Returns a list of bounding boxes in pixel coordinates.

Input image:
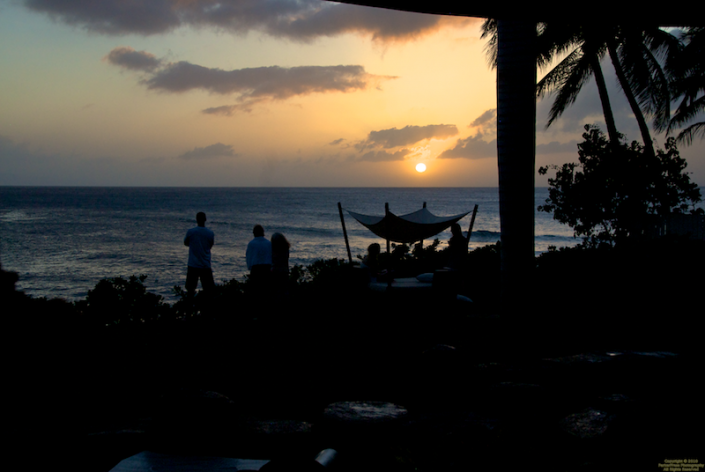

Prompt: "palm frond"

[542,51,596,128]
[536,48,584,98]
[481,19,498,70]
[676,122,705,146]
[670,95,705,130]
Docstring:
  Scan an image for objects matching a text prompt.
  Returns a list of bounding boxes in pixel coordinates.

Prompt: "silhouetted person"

[271,232,290,296]
[246,224,272,295]
[184,212,215,296]
[446,223,468,270]
[360,242,388,282]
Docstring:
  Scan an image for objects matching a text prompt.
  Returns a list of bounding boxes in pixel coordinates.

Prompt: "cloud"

[329,138,345,146]
[352,148,411,162]
[24,0,475,42]
[178,143,237,160]
[359,124,458,150]
[437,133,496,159]
[106,46,396,116]
[105,49,395,113]
[104,46,162,71]
[201,102,265,116]
[25,0,181,35]
[469,108,496,128]
[143,62,391,97]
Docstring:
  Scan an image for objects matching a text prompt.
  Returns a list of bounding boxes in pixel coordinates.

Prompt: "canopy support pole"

[420,201,426,250]
[467,204,479,243]
[338,202,352,264]
[385,203,391,289]
[384,203,391,255]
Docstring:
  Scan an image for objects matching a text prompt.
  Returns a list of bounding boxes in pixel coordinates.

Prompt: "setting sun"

[416,163,427,173]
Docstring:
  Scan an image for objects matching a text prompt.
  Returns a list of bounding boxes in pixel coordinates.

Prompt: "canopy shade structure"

[328,1,703,310]
[346,206,470,244]
[327,1,703,26]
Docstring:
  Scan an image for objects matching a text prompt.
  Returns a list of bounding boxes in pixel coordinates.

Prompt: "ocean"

[1,187,579,301]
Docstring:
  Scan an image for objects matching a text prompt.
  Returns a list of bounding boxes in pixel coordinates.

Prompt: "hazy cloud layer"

[359,124,458,150]
[25,0,473,42]
[201,102,267,116]
[144,62,388,96]
[469,108,496,128]
[106,48,394,113]
[434,108,582,160]
[178,143,237,160]
[353,148,412,162]
[104,47,162,71]
[438,133,496,160]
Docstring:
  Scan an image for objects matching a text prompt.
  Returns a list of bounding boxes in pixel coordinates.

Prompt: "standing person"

[246,225,272,291]
[360,243,388,283]
[271,232,290,295]
[446,223,468,270]
[184,212,215,295]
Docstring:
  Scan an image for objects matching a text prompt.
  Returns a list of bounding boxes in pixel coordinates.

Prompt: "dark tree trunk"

[496,20,537,315]
[589,54,621,145]
[607,40,656,156]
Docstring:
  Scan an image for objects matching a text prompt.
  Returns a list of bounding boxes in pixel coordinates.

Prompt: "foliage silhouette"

[76,274,171,326]
[482,20,679,155]
[538,125,702,247]
[665,27,705,146]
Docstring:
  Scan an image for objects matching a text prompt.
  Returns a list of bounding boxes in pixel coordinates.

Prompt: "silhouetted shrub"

[539,125,702,247]
[76,274,170,327]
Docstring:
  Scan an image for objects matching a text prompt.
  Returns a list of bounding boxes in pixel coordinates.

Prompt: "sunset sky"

[1,0,703,187]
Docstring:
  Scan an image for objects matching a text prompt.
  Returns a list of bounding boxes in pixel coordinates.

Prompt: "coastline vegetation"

[5,231,703,348]
[5,228,704,471]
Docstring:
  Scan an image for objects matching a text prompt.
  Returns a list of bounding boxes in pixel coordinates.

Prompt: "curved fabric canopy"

[346,207,470,243]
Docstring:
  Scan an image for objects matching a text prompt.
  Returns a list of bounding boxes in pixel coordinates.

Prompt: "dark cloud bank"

[105,46,396,114]
[104,47,162,71]
[25,0,472,42]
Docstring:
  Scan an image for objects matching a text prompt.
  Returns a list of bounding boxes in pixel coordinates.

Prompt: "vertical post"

[467,204,479,243]
[338,202,352,264]
[419,202,427,249]
[496,20,537,315]
[385,203,391,288]
[384,203,391,255]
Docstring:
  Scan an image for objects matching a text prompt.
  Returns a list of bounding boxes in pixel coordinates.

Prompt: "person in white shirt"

[184,212,215,295]
[246,224,272,274]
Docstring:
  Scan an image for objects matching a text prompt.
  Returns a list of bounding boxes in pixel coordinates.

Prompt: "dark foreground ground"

[4,241,704,471]
[8,289,704,472]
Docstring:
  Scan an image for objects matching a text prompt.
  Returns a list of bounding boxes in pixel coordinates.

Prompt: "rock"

[322,401,408,425]
[560,408,614,439]
[319,400,409,450]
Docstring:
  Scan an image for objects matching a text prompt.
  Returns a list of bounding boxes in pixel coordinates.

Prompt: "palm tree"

[614,25,680,135]
[536,22,622,145]
[606,25,681,155]
[484,20,679,156]
[482,20,620,145]
[665,27,705,145]
[494,20,537,311]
